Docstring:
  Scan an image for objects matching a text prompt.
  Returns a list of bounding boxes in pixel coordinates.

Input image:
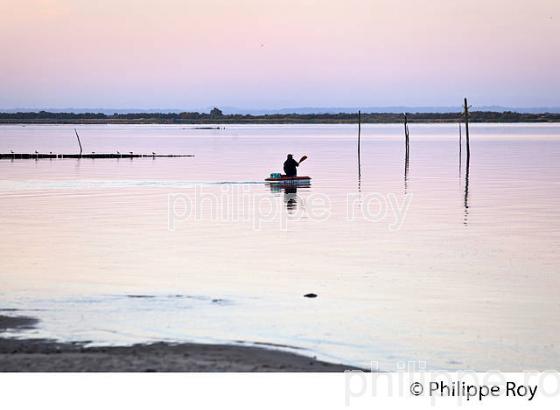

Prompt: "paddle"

[299,155,308,164]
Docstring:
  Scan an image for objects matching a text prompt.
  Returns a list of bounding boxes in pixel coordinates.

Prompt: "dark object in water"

[1,153,194,160]
[0,315,38,331]
[126,295,156,298]
[303,293,317,298]
[265,175,311,183]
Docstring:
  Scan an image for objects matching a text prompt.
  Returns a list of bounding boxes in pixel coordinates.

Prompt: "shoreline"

[2,119,560,125]
[0,315,363,372]
[1,111,560,125]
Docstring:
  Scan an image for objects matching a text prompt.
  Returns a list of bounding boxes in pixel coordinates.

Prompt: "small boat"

[264,175,311,183]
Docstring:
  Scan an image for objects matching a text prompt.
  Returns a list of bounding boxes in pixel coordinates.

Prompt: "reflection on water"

[1,123,560,371]
[459,123,463,176]
[404,115,411,194]
[268,180,311,212]
[357,161,362,193]
[464,150,471,226]
[284,186,298,212]
[404,144,410,194]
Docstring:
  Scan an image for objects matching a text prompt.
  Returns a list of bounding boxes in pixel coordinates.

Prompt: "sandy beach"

[0,315,360,372]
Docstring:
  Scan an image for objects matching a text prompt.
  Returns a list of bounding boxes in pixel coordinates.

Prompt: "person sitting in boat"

[283,154,303,177]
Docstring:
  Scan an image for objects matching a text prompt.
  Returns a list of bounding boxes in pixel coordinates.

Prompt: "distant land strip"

[1,111,560,124]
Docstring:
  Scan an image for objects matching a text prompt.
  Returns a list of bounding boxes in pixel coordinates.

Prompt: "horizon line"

[2,105,560,115]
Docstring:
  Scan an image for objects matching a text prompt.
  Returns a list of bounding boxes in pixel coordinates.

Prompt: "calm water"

[1,123,559,371]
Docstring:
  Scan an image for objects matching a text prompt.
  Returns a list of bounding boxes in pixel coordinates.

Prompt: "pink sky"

[1,0,559,109]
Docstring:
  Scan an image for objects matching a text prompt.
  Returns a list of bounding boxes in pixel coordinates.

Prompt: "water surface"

[1,123,559,371]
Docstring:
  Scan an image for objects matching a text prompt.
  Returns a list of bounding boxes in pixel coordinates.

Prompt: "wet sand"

[0,315,361,372]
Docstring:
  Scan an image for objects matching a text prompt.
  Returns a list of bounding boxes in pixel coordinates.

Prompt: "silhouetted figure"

[283,154,299,177]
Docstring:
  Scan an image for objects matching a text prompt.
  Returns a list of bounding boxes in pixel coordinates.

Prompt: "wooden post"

[404,113,410,193]
[74,128,83,158]
[464,98,470,162]
[357,110,362,182]
[357,110,361,160]
[404,113,410,154]
[463,99,471,225]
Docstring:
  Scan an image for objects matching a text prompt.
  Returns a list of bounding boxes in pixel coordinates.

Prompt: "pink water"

[1,123,559,370]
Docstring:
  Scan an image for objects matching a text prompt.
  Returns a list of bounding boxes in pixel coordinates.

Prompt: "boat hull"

[264,176,311,183]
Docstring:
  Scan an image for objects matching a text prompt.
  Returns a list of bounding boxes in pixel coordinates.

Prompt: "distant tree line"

[0,109,559,124]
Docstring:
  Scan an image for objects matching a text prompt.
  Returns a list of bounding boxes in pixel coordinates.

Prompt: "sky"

[1,0,559,110]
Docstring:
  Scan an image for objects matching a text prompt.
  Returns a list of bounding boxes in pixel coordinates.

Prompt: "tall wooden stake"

[404,113,410,154]
[404,113,410,193]
[74,128,83,158]
[357,110,361,158]
[464,98,470,163]
[357,110,362,183]
[463,99,471,225]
